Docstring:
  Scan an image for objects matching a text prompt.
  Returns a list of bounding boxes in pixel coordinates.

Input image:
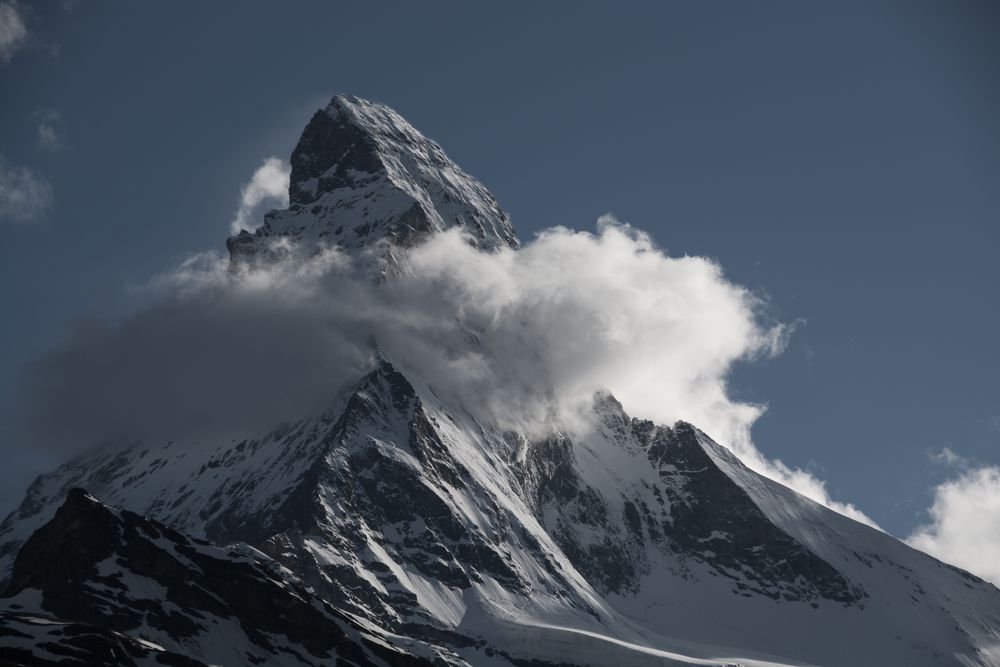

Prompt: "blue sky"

[0,1,997,549]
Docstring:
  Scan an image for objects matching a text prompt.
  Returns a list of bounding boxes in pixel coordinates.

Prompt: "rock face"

[0,611,211,667]
[2,489,446,666]
[226,94,518,266]
[4,95,1000,667]
[524,397,863,605]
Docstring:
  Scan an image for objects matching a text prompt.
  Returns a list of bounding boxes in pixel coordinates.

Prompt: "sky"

[0,1,998,575]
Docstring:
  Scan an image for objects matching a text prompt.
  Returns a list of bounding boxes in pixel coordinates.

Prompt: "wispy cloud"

[0,156,53,223]
[987,415,1000,435]
[35,109,63,152]
[228,157,290,235]
[929,445,969,469]
[0,1,27,64]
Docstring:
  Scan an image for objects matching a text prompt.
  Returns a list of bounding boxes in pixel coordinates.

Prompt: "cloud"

[229,157,290,235]
[987,415,1000,434]
[907,466,1000,585]
[16,217,872,525]
[35,109,63,152]
[929,446,968,469]
[0,157,53,223]
[0,2,26,64]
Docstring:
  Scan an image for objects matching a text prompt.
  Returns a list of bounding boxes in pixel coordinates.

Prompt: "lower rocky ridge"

[0,489,453,667]
[0,611,212,667]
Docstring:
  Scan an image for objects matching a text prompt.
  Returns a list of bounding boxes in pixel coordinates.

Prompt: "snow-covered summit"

[227,94,519,264]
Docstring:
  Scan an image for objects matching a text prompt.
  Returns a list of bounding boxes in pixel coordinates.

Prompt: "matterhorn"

[2,95,999,667]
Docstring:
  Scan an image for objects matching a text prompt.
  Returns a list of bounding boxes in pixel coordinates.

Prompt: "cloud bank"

[228,157,290,234]
[908,466,1000,585]
[18,215,876,526]
[0,156,53,223]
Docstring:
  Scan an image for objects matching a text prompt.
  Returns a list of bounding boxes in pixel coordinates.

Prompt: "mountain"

[3,95,1000,667]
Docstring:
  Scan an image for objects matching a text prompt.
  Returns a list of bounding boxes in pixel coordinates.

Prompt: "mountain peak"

[286,94,412,208]
[227,94,519,265]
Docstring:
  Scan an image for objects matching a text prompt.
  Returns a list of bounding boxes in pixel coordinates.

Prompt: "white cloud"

[0,2,27,64]
[18,217,874,526]
[35,109,63,152]
[228,157,290,235]
[907,466,1000,585]
[0,157,53,223]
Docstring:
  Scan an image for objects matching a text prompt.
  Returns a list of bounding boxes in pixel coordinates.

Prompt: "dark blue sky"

[1,1,997,534]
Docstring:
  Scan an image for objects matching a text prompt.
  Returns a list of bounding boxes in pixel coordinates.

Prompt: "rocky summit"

[226,94,518,266]
[3,96,1000,667]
